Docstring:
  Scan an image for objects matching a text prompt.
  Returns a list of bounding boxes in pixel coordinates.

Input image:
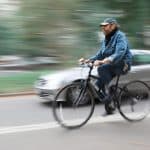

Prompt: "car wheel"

[65,80,90,106]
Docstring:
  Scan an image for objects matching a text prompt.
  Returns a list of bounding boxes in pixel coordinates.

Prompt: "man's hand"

[78,58,85,63]
[78,58,90,64]
[93,58,111,66]
[103,58,111,64]
[93,60,104,66]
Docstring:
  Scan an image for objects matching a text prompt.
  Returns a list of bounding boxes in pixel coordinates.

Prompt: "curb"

[0,91,36,97]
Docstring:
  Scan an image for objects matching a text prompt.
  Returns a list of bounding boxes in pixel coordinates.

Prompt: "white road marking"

[0,114,149,135]
[0,122,59,135]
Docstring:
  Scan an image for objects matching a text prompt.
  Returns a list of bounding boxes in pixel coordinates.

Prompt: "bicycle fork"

[72,80,89,107]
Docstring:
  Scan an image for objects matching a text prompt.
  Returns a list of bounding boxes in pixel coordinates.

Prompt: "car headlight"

[36,78,47,86]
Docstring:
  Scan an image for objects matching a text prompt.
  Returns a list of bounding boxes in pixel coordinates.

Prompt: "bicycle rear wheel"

[53,82,95,129]
[118,80,150,121]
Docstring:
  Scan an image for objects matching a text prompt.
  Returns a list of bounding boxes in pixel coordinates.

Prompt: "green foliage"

[0,23,17,55]
[0,70,53,93]
[106,0,150,48]
[0,0,149,57]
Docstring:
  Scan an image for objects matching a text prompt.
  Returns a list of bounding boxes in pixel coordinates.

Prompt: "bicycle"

[52,62,150,129]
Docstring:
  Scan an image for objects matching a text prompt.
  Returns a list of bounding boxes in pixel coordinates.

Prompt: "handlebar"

[79,62,94,70]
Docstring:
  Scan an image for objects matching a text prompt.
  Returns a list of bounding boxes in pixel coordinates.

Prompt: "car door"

[119,52,150,86]
[132,53,150,85]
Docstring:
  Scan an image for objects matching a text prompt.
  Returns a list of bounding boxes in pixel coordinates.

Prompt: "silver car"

[34,49,150,101]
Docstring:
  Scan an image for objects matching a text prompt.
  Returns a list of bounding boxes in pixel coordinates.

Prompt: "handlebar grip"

[79,62,94,69]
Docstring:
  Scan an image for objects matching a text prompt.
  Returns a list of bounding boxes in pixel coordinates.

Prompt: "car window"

[132,54,150,66]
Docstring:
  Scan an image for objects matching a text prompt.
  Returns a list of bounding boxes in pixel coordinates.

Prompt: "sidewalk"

[0,91,36,97]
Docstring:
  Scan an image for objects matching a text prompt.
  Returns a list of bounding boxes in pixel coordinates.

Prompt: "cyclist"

[79,18,133,114]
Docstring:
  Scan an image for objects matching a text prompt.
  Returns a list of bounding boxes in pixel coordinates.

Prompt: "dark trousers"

[96,62,125,90]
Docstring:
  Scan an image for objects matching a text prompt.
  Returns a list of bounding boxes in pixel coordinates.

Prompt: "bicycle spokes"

[119,80,150,121]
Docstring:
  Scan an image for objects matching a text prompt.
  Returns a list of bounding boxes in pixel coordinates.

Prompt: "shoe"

[104,100,116,115]
[102,111,114,117]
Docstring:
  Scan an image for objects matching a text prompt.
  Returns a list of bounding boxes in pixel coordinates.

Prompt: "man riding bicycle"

[79,18,133,114]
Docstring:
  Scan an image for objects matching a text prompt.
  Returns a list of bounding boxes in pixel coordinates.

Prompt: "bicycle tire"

[118,80,150,122]
[53,82,95,129]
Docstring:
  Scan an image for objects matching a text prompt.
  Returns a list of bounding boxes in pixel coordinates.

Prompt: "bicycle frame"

[81,63,121,103]
[53,63,150,129]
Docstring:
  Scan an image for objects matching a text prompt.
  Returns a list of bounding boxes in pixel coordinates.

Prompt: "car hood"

[36,67,97,89]
[36,64,150,90]
[41,67,97,79]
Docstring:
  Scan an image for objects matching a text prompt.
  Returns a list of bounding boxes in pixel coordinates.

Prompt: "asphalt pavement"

[0,95,150,150]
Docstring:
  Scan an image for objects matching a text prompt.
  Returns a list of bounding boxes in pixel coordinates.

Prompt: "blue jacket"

[90,30,133,68]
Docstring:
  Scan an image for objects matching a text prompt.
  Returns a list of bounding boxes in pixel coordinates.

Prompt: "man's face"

[100,23,116,35]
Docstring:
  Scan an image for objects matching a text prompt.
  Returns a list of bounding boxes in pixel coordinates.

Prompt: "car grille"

[38,89,58,100]
[39,91,50,97]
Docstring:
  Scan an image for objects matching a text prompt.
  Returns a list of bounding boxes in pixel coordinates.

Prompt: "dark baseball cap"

[100,18,118,26]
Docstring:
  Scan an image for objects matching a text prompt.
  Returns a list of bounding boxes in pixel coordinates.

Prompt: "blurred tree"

[19,0,109,58]
[0,0,149,59]
[0,21,20,55]
[0,1,25,56]
[19,0,80,57]
[105,0,150,48]
[0,23,12,55]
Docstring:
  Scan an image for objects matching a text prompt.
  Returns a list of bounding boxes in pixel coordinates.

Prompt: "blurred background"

[0,0,149,94]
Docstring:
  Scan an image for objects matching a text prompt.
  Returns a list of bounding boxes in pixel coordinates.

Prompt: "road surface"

[0,95,150,150]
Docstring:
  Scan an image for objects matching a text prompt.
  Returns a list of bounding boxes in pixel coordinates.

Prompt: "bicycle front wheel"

[118,80,150,121]
[53,82,95,129]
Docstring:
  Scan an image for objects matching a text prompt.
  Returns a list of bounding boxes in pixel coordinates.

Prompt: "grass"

[0,70,54,94]
[0,62,77,94]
